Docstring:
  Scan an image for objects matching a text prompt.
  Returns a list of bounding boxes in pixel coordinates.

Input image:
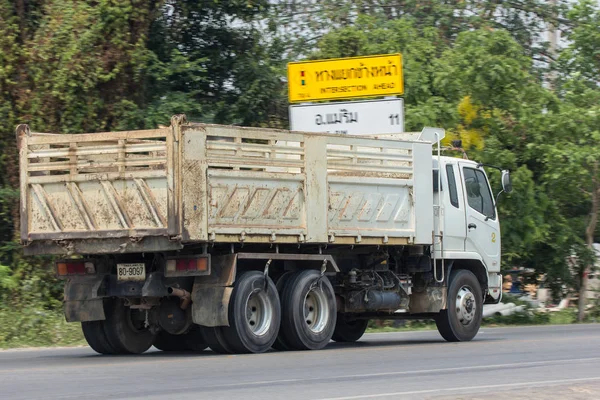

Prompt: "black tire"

[81,320,117,355]
[183,325,209,351]
[153,331,188,352]
[200,326,234,354]
[154,325,208,352]
[332,315,368,343]
[435,269,483,342]
[220,271,281,354]
[103,299,156,354]
[272,271,294,351]
[280,270,337,350]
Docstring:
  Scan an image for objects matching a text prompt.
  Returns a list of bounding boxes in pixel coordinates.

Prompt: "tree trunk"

[578,269,587,322]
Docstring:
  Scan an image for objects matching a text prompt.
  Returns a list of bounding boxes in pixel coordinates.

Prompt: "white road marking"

[214,356,600,389]
[315,376,600,400]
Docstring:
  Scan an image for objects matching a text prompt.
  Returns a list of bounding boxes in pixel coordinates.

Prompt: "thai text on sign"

[288,54,403,103]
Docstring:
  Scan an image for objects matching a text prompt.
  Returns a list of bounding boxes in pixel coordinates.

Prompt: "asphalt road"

[1,324,599,400]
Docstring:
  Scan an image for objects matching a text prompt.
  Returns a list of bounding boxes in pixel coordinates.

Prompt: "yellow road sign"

[287,54,403,103]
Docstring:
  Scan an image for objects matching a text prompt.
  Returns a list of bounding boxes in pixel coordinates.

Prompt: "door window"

[463,167,495,220]
[446,164,459,208]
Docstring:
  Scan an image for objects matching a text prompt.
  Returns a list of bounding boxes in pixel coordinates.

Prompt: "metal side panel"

[304,135,328,242]
[327,176,415,239]
[412,142,434,244]
[325,133,419,243]
[18,124,175,243]
[181,127,208,241]
[206,170,306,237]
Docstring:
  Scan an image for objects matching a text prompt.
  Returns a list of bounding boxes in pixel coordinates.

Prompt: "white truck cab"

[437,156,504,304]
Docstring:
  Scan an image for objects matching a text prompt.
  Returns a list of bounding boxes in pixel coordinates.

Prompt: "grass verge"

[0,305,595,348]
[0,307,85,349]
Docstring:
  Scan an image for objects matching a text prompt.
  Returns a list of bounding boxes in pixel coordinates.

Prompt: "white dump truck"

[17,115,511,354]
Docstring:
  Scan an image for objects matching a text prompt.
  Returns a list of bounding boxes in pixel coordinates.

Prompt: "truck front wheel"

[435,269,483,342]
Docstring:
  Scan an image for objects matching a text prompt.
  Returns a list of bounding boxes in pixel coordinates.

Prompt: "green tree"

[541,0,600,320]
[0,0,287,318]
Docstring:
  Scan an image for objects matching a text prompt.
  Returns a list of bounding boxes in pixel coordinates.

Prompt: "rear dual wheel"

[153,325,208,352]
[277,270,337,351]
[82,299,156,355]
[202,271,281,354]
[201,269,337,354]
[81,320,118,355]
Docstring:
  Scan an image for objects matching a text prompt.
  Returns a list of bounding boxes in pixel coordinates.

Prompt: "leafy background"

[1,0,599,346]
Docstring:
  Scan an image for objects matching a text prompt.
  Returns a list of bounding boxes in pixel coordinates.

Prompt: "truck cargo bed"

[18,115,434,255]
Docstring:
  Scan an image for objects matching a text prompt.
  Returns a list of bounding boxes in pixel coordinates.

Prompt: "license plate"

[117,263,146,281]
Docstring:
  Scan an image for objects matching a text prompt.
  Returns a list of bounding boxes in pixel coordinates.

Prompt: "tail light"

[56,261,96,278]
[165,256,210,277]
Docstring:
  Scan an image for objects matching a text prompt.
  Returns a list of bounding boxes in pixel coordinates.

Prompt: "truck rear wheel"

[332,315,369,343]
[200,326,233,354]
[153,331,187,351]
[82,320,118,355]
[183,325,209,351]
[103,299,156,354]
[272,271,293,351]
[280,270,336,350]
[220,271,281,354]
[154,325,208,352]
[435,269,483,342]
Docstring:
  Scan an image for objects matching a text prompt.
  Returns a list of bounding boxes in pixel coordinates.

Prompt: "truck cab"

[437,156,503,304]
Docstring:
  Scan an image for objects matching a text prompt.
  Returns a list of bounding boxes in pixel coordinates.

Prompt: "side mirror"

[501,170,513,194]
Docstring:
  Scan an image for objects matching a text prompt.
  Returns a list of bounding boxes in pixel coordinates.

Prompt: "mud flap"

[65,299,105,322]
[190,254,236,327]
[191,286,233,327]
[63,276,106,322]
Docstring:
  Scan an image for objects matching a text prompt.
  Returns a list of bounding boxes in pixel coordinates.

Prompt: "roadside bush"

[0,257,84,348]
[0,306,84,349]
[483,308,580,326]
[585,292,600,322]
[367,319,436,332]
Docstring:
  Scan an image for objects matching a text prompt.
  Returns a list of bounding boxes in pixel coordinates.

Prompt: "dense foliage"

[1,0,599,337]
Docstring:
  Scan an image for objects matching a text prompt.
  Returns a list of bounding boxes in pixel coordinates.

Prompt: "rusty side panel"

[18,117,431,254]
[191,123,425,245]
[181,126,208,241]
[23,236,183,256]
[18,122,173,250]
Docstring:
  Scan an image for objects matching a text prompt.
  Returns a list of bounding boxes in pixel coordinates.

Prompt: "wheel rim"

[304,286,330,334]
[245,289,273,336]
[455,285,476,326]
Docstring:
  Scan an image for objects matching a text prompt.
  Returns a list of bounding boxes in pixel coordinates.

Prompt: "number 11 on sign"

[389,114,401,125]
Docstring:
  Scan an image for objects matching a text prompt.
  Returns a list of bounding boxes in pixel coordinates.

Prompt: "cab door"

[458,163,501,272]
